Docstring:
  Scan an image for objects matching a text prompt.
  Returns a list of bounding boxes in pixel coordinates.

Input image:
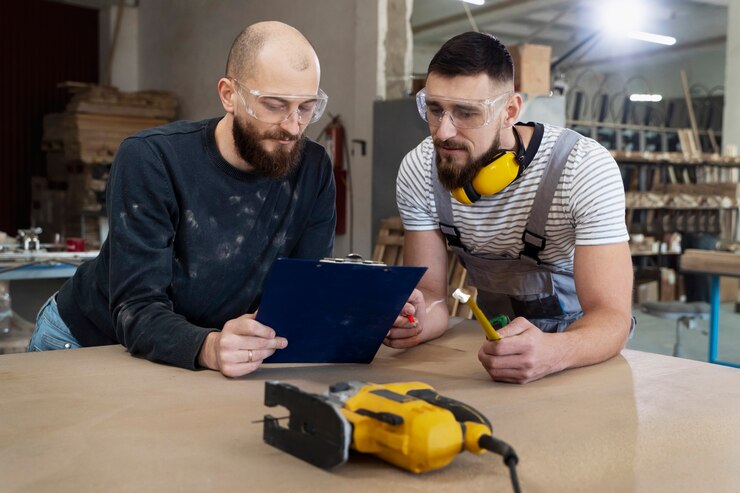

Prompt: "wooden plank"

[680,69,702,153]
[681,249,740,277]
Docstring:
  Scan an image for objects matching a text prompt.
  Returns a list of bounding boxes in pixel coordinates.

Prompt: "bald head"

[225,21,319,81]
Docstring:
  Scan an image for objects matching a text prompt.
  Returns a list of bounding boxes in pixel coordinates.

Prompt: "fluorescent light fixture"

[461,0,484,5]
[628,31,676,45]
[630,94,663,102]
[598,1,676,46]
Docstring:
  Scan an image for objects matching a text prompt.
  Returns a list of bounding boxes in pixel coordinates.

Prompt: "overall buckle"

[439,222,469,253]
[519,229,546,265]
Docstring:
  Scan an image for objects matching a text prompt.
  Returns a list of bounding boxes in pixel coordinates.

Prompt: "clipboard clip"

[320,253,386,266]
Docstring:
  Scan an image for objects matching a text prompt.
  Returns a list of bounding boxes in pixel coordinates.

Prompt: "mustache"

[433,138,468,151]
[264,129,300,141]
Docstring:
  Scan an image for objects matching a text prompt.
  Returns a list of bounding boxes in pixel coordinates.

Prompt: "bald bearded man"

[28,22,336,377]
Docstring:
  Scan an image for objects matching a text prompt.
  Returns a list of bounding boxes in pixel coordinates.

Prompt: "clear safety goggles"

[232,78,328,125]
[415,88,512,129]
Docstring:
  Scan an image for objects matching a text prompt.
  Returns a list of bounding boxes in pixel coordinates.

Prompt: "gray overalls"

[433,129,582,333]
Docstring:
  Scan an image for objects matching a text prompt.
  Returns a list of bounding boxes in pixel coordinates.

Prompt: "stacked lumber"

[42,83,176,164]
[33,83,178,246]
[64,83,177,120]
[43,113,168,163]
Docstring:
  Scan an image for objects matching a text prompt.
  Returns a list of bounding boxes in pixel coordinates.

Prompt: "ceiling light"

[628,31,677,46]
[630,94,663,102]
[460,0,484,5]
[600,1,646,32]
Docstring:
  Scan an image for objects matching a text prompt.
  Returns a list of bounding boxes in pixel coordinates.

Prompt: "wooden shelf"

[611,152,740,167]
[626,206,737,211]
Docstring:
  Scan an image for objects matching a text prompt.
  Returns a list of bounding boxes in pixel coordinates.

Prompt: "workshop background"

[1,0,739,361]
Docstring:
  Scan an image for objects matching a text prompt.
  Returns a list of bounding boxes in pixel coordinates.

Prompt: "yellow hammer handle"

[466,298,501,341]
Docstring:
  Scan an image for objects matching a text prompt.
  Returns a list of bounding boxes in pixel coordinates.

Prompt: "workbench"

[0,251,98,354]
[681,248,740,368]
[0,251,97,281]
[2,320,740,492]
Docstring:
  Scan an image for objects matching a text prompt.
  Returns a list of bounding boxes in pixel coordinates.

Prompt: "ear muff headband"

[451,127,526,205]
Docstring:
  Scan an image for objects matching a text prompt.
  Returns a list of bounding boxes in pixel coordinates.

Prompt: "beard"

[232,117,305,179]
[434,133,505,191]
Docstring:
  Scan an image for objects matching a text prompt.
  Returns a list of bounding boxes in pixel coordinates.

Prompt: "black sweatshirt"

[57,118,336,369]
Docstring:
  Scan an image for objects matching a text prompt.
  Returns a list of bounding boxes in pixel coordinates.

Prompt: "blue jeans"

[27,293,82,351]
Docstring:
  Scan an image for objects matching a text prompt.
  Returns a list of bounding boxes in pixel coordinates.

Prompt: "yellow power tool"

[263,381,520,491]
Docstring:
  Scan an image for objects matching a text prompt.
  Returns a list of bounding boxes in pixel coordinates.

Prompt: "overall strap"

[432,154,468,252]
[520,128,581,264]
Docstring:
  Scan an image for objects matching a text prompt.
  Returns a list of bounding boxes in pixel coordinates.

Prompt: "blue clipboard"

[257,258,427,364]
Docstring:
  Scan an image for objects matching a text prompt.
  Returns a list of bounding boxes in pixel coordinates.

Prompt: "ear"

[218,78,237,114]
[502,93,523,127]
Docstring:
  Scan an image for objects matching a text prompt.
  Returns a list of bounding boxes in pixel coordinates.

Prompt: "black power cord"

[478,434,521,493]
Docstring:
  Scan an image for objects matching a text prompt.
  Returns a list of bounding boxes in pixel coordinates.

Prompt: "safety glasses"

[232,78,328,125]
[416,88,512,129]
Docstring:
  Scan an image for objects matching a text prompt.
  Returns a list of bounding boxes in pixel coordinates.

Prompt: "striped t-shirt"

[396,123,629,272]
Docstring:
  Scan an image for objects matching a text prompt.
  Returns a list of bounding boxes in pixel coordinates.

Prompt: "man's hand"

[384,288,425,348]
[384,288,447,349]
[198,313,287,377]
[477,317,569,384]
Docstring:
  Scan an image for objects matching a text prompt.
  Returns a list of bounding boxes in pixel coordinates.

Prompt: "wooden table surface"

[681,248,740,277]
[680,248,740,367]
[2,320,740,492]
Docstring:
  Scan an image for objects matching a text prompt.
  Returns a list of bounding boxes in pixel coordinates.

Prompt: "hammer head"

[452,289,470,304]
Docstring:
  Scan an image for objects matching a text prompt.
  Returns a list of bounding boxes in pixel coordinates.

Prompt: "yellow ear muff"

[472,151,520,194]
[451,187,475,205]
[451,151,520,204]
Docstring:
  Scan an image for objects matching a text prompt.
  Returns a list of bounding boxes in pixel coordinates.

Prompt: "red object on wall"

[334,168,347,235]
[65,237,85,252]
[322,116,347,235]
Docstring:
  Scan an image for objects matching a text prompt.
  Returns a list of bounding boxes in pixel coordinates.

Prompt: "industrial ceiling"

[412,0,729,73]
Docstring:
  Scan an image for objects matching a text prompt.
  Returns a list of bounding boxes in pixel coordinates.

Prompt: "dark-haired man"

[28,21,336,377]
[386,32,633,384]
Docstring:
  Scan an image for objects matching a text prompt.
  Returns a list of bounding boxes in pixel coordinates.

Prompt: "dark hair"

[427,32,513,84]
